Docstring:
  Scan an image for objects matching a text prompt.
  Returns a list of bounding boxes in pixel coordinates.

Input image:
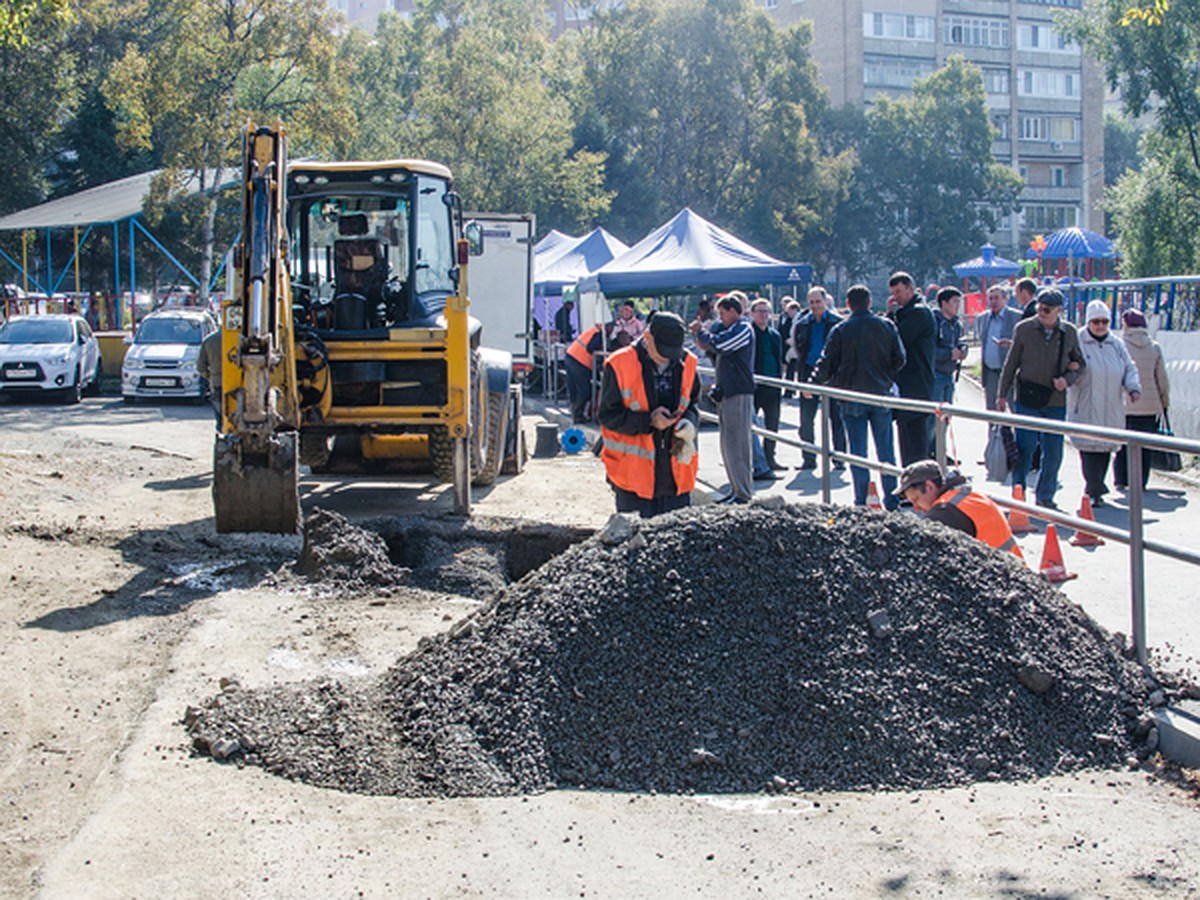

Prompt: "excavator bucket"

[213,433,301,534]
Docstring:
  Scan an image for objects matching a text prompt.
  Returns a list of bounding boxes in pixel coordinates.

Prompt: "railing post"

[935,408,947,469]
[820,392,832,505]
[1128,437,1147,667]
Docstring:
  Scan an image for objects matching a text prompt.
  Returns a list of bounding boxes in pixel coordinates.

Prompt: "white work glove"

[671,418,697,464]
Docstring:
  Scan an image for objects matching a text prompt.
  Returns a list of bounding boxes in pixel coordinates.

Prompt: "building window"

[992,114,1010,140]
[943,15,1009,49]
[1051,166,1066,187]
[983,68,1010,95]
[1048,116,1080,142]
[1019,165,1029,181]
[864,54,936,89]
[1020,116,1046,141]
[1020,204,1080,230]
[1019,68,1081,99]
[1018,23,1077,53]
[864,12,935,42]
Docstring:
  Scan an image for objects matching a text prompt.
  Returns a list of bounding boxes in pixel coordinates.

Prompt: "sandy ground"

[1,394,1199,898]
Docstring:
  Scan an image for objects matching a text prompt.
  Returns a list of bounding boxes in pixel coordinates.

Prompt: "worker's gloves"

[671,418,697,464]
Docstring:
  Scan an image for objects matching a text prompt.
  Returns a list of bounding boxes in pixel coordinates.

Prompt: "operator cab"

[287,161,460,335]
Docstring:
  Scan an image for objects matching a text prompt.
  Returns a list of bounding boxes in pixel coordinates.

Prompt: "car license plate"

[143,377,176,387]
[5,369,36,379]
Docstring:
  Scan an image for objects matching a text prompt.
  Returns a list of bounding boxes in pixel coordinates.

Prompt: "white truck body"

[465,212,535,360]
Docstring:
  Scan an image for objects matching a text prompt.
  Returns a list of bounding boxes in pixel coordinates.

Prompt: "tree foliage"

[573,0,837,256]
[856,57,1022,284]
[1106,133,1200,276]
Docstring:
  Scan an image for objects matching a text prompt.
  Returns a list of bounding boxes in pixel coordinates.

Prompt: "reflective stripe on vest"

[566,326,601,369]
[934,487,1025,560]
[599,345,698,500]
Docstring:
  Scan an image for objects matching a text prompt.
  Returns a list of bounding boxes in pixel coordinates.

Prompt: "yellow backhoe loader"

[212,124,520,533]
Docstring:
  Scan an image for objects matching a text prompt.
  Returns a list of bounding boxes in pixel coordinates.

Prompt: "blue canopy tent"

[576,208,812,299]
[534,228,629,333]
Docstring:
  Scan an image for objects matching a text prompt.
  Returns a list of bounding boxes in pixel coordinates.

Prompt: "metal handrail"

[697,367,1200,667]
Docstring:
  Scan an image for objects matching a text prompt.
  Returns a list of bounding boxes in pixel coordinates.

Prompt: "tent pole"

[131,218,200,287]
[45,229,51,311]
[129,217,136,318]
[113,222,121,327]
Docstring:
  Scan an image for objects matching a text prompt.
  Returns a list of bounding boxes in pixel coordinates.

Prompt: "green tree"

[857,56,1022,283]
[574,0,831,255]
[341,1,609,233]
[1062,0,1199,180]
[102,0,345,298]
[1106,132,1200,276]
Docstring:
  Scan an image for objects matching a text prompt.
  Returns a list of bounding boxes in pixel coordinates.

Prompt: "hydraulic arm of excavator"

[212,124,303,534]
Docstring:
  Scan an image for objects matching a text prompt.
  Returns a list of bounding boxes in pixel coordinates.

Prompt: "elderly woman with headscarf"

[1114,308,1170,492]
[1068,299,1141,508]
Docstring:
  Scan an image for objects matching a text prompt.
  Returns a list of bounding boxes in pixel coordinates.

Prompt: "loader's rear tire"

[213,433,301,534]
[472,389,509,487]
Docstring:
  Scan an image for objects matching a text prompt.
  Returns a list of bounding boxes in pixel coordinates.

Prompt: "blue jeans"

[841,401,898,509]
[1013,401,1066,505]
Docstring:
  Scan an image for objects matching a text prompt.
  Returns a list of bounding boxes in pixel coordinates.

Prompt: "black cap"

[1035,287,1064,308]
[893,460,943,495]
[647,311,686,362]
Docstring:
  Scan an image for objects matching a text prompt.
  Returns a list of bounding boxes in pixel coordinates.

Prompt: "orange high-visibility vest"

[600,345,698,500]
[566,326,602,369]
[933,486,1024,560]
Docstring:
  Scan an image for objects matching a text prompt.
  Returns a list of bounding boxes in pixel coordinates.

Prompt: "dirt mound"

[189,504,1159,797]
[294,508,410,591]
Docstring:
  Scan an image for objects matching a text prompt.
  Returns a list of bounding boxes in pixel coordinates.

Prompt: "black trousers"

[564,356,593,423]
[895,411,933,466]
[1113,413,1159,490]
[1079,450,1112,501]
[754,384,782,465]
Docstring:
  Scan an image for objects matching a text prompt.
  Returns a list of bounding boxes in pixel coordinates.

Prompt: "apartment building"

[763,0,1105,259]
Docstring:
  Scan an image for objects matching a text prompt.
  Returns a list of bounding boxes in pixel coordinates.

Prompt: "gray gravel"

[189,503,1161,797]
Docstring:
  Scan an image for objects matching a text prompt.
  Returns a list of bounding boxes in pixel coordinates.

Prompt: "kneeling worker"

[597,311,700,518]
[895,460,1024,560]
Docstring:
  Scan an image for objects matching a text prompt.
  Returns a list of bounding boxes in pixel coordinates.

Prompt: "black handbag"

[1150,411,1184,473]
[1016,379,1053,408]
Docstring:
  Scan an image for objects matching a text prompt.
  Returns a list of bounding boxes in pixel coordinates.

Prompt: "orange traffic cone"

[866,481,883,511]
[1038,524,1078,583]
[1070,495,1106,547]
[1008,485,1038,535]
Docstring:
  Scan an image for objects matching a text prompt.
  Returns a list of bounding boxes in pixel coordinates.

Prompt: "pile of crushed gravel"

[189,503,1163,797]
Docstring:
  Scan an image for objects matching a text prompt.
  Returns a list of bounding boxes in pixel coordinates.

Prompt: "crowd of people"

[561,274,1171,554]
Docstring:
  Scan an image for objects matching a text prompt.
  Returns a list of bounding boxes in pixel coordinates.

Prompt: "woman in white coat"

[1068,299,1141,507]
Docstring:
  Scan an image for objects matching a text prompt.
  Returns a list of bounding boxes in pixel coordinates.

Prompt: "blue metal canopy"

[577,208,812,297]
[1040,227,1117,260]
[952,243,1023,278]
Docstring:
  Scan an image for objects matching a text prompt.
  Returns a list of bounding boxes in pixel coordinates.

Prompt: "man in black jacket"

[812,285,906,509]
[887,271,936,466]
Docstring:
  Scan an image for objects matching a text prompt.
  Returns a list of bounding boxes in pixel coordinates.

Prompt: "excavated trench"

[190,503,1173,798]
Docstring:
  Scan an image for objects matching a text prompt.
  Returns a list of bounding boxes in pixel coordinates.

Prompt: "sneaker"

[768,461,788,471]
[831,461,846,471]
[714,493,738,504]
[798,460,817,471]
[1036,498,1059,511]
[1091,496,1104,508]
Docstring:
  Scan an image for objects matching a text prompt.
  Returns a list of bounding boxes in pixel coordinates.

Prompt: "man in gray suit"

[974,283,1024,409]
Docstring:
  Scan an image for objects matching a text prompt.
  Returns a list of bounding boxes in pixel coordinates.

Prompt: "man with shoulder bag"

[996,288,1085,510]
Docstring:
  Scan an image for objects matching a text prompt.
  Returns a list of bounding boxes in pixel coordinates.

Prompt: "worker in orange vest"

[565,324,605,423]
[597,311,700,518]
[894,460,1024,560]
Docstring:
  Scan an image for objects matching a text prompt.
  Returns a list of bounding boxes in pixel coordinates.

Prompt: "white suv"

[121,309,216,403]
[0,314,102,403]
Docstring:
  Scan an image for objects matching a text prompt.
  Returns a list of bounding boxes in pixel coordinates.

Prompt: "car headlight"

[47,352,71,366]
[123,357,143,371]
